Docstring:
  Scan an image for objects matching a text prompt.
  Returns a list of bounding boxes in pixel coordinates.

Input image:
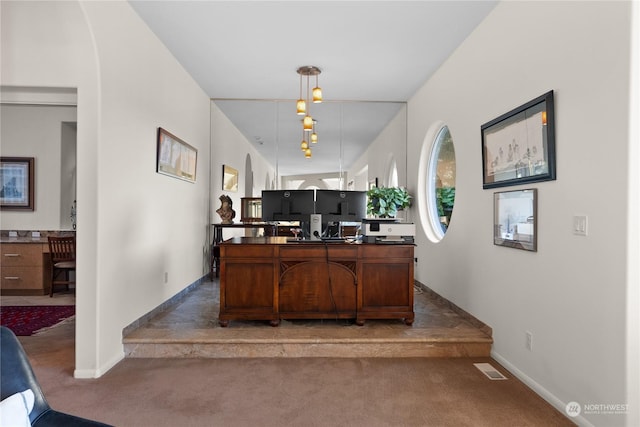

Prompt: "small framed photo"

[222,164,238,192]
[481,91,556,189]
[156,128,197,182]
[1,157,35,211]
[494,188,537,251]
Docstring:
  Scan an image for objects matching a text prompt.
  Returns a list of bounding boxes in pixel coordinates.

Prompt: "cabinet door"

[218,243,278,325]
[360,260,412,308]
[357,245,414,325]
[222,260,275,310]
[279,261,356,318]
[1,243,47,294]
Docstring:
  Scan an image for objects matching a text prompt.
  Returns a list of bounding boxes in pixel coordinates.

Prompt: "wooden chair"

[48,236,76,297]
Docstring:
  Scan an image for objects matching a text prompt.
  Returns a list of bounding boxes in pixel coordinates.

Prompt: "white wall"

[1,0,212,377]
[406,2,635,426]
[0,104,77,230]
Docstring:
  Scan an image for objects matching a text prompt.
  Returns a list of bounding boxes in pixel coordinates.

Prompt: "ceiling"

[129,1,497,177]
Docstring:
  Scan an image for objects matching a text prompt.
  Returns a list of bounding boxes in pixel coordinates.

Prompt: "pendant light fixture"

[296,72,306,116]
[300,128,309,151]
[311,120,318,144]
[296,66,322,157]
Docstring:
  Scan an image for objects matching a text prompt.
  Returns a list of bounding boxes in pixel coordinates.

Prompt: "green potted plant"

[436,187,455,217]
[436,186,455,230]
[366,186,411,218]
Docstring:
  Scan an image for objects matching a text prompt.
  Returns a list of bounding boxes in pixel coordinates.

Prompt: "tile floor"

[1,280,494,359]
[123,280,494,358]
[0,290,76,306]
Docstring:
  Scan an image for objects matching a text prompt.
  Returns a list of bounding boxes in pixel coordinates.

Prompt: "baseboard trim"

[122,275,207,338]
[491,351,592,427]
[414,280,493,337]
[74,352,124,379]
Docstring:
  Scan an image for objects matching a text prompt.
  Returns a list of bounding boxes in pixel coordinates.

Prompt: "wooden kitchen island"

[218,236,414,327]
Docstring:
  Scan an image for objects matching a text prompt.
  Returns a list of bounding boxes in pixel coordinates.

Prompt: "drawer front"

[359,245,413,259]
[1,266,44,289]
[279,245,357,260]
[1,244,45,266]
[221,245,275,258]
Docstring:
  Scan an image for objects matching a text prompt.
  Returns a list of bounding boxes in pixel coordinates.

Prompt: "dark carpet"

[18,320,576,427]
[0,305,75,336]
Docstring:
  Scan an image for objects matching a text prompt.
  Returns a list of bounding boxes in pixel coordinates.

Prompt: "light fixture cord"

[299,73,303,100]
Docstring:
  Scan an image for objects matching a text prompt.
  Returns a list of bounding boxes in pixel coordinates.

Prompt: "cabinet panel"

[0,243,48,295]
[360,262,411,307]
[1,244,43,266]
[357,245,414,325]
[222,262,275,309]
[279,245,357,260]
[279,261,356,317]
[222,245,274,258]
[1,267,43,289]
[359,245,413,259]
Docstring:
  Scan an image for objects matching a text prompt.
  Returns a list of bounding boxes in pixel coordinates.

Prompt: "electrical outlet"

[164,272,168,283]
[526,331,533,351]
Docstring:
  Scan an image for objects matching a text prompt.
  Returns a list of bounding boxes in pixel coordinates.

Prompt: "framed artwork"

[0,157,34,211]
[368,177,378,190]
[223,164,238,192]
[494,188,537,251]
[481,91,556,189]
[156,128,197,182]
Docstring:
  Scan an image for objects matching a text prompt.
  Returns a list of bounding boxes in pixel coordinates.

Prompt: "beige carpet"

[17,319,575,427]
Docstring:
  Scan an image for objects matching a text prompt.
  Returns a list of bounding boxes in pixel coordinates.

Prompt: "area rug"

[0,305,75,336]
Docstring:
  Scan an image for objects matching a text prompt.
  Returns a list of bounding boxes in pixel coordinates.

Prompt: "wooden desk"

[218,237,414,326]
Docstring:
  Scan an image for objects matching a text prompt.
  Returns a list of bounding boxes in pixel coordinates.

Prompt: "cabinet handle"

[4,254,20,257]
[3,277,20,280]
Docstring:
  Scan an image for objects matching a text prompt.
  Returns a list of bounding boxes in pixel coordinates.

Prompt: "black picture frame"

[0,157,35,211]
[481,91,556,189]
[494,188,537,252]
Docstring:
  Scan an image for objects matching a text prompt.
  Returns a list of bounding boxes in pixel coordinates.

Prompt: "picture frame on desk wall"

[493,188,537,252]
[0,157,34,211]
[481,91,556,189]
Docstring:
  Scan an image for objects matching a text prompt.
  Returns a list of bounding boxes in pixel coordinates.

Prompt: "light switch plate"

[573,215,588,236]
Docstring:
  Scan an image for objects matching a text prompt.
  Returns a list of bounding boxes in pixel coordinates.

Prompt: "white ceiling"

[129,1,497,177]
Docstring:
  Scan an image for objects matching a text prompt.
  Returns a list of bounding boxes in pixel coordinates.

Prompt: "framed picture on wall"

[481,91,556,189]
[0,157,35,211]
[493,188,537,251]
[222,164,238,192]
[156,128,197,183]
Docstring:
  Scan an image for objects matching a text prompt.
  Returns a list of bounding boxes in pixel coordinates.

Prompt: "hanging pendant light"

[311,120,318,143]
[296,72,306,115]
[296,66,322,157]
[312,74,322,103]
[303,115,313,131]
[301,128,309,151]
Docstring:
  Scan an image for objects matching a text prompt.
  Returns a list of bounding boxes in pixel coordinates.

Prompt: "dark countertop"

[0,231,75,244]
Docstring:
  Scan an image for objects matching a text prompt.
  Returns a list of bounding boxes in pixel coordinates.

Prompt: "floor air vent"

[474,363,508,380]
